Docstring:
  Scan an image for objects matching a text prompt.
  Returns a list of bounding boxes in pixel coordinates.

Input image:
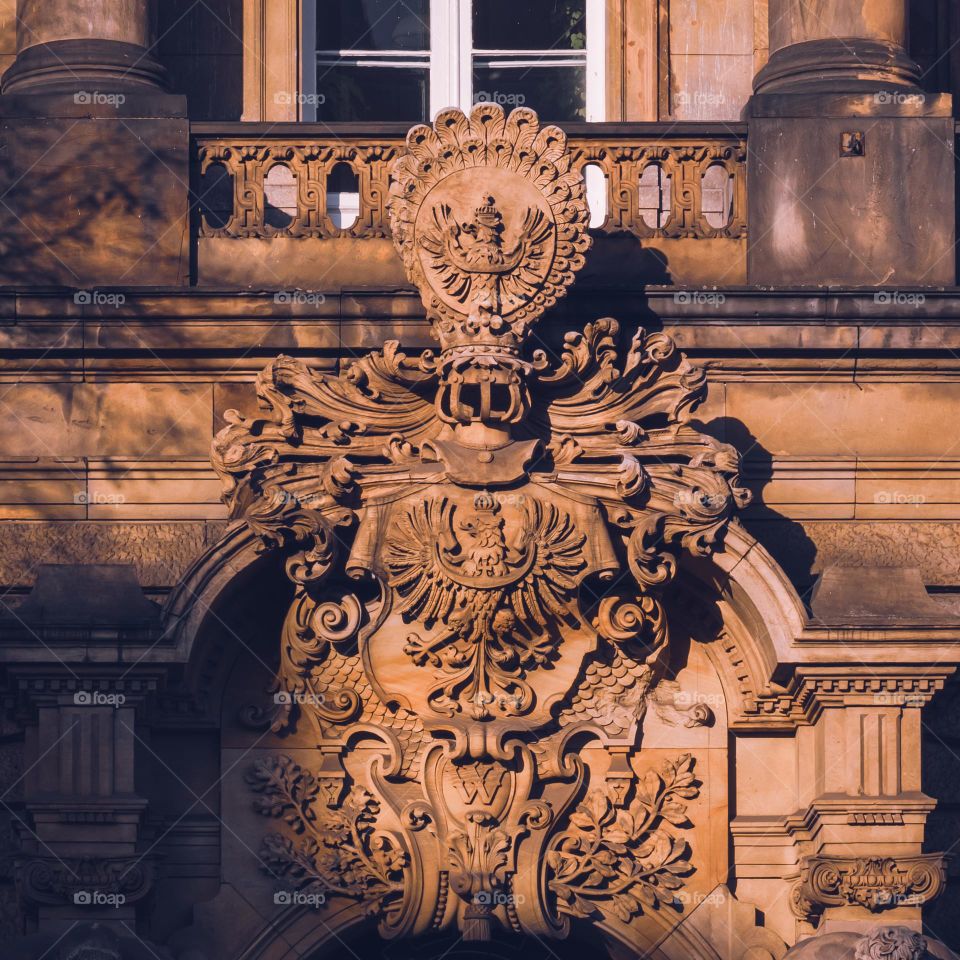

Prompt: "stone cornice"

[733,667,955,728]
[6,288,960,381]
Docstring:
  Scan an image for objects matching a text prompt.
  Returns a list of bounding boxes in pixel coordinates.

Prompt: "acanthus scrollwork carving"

[548,755,699,923]
[246,755,407,924]
[213,104,749,943]
[854,927,929,960]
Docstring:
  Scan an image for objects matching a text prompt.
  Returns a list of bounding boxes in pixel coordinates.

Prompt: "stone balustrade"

[193,122,748,244]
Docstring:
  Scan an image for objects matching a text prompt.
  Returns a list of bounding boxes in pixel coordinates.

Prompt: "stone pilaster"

[746,0,956,286]
[0,1,189,286]
[730,667,953,944]
[14,676,159,937]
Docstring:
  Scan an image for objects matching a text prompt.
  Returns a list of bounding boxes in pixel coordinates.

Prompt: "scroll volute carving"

[213,104,748,944]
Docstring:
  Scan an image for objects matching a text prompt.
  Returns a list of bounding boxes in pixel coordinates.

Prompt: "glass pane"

[320,0,430,52]
[327,163,360,230]
[264,164,297,228]
[316,66,429,121]
[473,0,586,51]
[473,66,585,121]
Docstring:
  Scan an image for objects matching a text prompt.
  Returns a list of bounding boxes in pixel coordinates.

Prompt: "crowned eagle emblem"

[417,195,555,322]
[384,494,585,718]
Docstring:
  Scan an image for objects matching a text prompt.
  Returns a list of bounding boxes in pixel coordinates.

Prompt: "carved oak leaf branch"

[246,756,407,917]
[546,754,699,924]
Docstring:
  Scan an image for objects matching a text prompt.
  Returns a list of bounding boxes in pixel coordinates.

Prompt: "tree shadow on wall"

[695,415,819,614]
[0,103,189,287]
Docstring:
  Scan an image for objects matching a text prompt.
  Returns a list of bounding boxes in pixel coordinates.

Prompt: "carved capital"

[791,854,947,920]
[16,855,154,907]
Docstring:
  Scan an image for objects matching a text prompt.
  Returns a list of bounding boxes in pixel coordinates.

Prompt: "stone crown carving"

[212,106,749,946]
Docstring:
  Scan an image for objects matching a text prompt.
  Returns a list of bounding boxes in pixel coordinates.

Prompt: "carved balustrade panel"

[195,126,747,242]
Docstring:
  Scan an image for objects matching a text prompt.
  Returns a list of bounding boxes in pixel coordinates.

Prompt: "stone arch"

[159,516,800,960]
[676,523,808,721]
[228,899,727,960]
[163,519,807,733]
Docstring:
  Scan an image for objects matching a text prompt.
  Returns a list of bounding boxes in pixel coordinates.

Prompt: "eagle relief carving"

[213,104,749,945]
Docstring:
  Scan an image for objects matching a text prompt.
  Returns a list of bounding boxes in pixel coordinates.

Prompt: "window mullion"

[430,1,460,116]
[301,0,317,121]
[459,0,473,111]
[585,0,606,121]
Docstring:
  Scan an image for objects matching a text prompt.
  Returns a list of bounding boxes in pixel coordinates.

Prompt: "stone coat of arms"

[213,104,749,944]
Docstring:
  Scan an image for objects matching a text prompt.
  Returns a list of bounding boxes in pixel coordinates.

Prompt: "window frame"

[301,0,606,122]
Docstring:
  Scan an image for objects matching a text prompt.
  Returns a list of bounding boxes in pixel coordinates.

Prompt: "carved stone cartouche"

[213,104,749,943]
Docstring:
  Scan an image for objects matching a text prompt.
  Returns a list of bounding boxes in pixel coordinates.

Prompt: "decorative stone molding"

[57,923,123,960]
[791,855,946,920]
[212,104,749,945]
[734,668,952,728]
[0,522,227,592]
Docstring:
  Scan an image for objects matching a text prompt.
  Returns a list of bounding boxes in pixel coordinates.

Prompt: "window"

[303,0,606,123]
